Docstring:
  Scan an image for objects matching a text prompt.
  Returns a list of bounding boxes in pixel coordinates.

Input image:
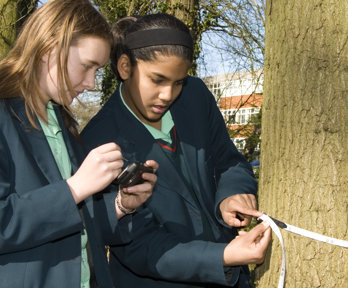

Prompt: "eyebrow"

[85,59,104,68]
[152,72,187,82]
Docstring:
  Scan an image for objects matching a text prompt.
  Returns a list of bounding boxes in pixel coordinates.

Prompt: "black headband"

[124,28,193,50]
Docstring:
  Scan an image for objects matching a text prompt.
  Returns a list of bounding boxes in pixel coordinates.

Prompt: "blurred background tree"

[0,0,38,58]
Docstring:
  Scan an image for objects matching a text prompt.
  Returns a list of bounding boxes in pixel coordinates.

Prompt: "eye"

[82,64,91,71]
[175,78,187,86]
[151,78,162,84]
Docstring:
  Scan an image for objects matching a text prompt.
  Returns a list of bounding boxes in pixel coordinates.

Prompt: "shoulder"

[177,76,216,109]
[83,91,120,131]
[81,89,124,149]
[183,76,209,92]
[0,100,17,160]
[0,98,19,122]
[179,76,211,99]
[0,98,9,113]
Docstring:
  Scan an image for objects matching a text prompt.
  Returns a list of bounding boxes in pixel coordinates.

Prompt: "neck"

[151,120,162,130]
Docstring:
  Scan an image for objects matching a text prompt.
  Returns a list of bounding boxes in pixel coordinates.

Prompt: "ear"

[41,51,50,64]
[117,54,132,80]
[41,47,55,64]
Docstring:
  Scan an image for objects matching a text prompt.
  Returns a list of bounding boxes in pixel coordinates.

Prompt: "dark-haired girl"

[82,13,270,288]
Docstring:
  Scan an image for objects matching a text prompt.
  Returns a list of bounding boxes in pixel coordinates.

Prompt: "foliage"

[242,109,261,161]
[99,63,118,105]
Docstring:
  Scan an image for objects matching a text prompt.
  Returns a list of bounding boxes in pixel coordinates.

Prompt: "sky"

[37,0,47,6]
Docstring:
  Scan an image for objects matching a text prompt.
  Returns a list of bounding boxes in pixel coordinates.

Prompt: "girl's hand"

[223,221,271,266]
[116,160,158,218]
[220,194,260,227]
[67,143,123,204]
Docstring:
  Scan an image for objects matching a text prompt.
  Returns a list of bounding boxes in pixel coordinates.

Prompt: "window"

[235,107,260,125]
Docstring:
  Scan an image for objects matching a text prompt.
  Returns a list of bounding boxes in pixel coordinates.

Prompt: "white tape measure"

[258,214,348,288]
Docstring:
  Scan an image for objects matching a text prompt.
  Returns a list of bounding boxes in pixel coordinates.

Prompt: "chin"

[148,114,162,122]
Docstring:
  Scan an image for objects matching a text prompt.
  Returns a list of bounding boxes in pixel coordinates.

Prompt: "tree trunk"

[255,0,348,287]
[0,0,17,59]
[170,0,197,21]
[0,0,37,59]
[170,0,200,74]
[169,0,200,46]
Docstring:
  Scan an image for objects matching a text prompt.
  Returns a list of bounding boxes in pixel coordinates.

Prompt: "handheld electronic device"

[114,161,154,187]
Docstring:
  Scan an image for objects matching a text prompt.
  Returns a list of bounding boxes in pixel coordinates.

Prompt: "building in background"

[204,69,263,155]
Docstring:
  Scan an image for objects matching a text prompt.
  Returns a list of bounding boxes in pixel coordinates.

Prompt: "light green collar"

[39,102,61,137]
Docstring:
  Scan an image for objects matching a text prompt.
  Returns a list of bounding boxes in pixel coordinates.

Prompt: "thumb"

[236,207,263,218]
[248,221,270,240]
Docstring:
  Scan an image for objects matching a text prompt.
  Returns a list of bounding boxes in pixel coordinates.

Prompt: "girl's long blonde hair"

[0,0,112,135]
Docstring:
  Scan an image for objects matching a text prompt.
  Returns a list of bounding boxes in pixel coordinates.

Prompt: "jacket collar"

[8,98,79,183]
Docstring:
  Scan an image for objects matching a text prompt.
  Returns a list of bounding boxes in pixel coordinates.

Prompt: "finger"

[259,225,272,245]
[123,181,152,193]
[223,211,246,227]
[235,206,262,219]
[238,230,247,236]
[247,221,270,241]
[144,160,159,173]
[103,150,123,163]
[96,142,121,153]
[141,172,157,184]
[228,216,245,228]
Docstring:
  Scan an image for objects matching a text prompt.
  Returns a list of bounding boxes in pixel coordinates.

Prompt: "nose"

[158,85,175,102]
[83,72,96,90]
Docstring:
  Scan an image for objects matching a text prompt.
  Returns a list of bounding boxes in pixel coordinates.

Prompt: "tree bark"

[170,0,200,74]
[0,0,37,59]
[255,0,348,287]
[0,0,17,59]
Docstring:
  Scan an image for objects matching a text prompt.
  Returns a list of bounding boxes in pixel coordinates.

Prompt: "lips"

[152,105,168,114]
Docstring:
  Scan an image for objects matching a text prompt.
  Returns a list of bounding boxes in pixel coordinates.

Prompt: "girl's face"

[40,36,110,106]
[121,54,191,130]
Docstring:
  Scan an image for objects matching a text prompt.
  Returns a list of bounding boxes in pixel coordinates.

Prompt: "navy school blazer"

[82,76,258,288]
[0,98,128,288]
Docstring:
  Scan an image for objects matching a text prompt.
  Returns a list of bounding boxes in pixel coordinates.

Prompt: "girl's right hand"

[67,143,123,204]
[223,221,271,266]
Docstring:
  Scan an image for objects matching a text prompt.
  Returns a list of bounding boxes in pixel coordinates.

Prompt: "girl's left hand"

[117,160,158,215]
[219,194,260,227]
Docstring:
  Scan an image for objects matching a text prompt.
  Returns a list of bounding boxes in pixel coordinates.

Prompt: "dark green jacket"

[0,98,129,288]
[82,76,257,288]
